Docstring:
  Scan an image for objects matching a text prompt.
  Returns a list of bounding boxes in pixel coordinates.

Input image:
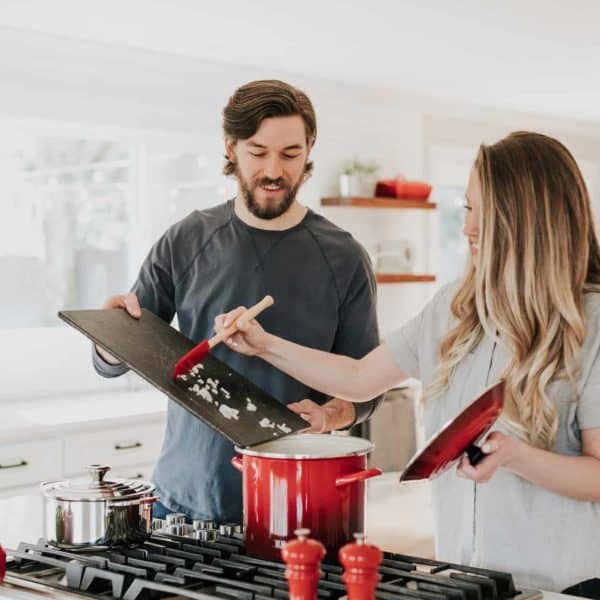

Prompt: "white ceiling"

[2,0,600,121]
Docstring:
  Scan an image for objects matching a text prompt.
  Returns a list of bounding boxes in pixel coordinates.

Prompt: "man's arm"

[330,247,384,425]
[287,246,383,431]
[288,248,385,433]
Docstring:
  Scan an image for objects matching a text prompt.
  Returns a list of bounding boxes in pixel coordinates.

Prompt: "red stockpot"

[231,434,382,562]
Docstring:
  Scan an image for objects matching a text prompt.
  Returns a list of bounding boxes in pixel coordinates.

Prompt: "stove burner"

[4,531,542,600]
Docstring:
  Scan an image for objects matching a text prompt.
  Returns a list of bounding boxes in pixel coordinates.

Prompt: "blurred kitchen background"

[1,1,600,537]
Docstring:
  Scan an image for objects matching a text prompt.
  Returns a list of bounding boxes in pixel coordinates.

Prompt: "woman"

[217,132,600,592]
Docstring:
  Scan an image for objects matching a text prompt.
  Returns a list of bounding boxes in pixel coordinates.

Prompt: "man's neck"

[234,194,308,231]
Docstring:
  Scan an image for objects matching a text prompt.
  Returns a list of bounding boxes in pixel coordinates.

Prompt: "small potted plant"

[339,158,379,197]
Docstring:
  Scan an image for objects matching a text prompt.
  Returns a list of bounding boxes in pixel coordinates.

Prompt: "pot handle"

[336,467,382,487]
[111,495,160,507]
[139,495,160,504]
[231,456,244,472]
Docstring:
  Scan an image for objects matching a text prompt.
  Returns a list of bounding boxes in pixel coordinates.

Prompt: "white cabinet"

[63,422,165,476]
[0,391,167,494]
[110,463,155,481]
[0,439,62,489]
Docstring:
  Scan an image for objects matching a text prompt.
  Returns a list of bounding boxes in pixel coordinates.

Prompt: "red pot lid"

[399,380,505,482]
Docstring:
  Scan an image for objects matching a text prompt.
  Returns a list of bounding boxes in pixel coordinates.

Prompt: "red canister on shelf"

[339,533,383,600]
[281,528,326,600]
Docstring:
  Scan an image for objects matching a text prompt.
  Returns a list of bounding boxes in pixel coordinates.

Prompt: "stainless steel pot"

[40,464,158,548]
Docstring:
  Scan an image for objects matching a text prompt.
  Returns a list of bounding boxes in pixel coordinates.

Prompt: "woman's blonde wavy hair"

[428,131,600,449]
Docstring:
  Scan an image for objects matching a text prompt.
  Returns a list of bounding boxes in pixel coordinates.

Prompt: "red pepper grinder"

[339,533,383,600]
[281,528,326,600]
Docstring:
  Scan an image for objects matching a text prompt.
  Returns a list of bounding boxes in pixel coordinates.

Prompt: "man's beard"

[236,167,303,220]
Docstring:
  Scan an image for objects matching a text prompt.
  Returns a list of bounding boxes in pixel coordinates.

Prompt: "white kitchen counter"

[0,389,167,442]
[366,472,435,558]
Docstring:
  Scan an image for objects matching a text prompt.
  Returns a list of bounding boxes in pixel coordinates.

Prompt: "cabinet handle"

[114,442,142,451]
[0,460,28,470]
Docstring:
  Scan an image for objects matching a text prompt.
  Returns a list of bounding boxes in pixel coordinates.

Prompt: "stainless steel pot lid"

[40,464,155,502]
[236,433,374,459]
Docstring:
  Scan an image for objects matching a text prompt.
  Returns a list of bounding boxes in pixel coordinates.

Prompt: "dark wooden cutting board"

[59,308,309,447]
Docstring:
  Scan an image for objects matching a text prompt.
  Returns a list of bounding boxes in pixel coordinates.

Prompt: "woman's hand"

[457,431,523,482]
[214,306,271,356]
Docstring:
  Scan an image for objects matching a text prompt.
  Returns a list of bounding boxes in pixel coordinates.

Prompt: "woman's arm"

[216,306,410,402]
[261,336,408,402]
[458,428,600,502]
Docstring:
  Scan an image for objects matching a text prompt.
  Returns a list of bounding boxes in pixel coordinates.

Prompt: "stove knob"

[169,524,189,536]
[194,528,217,541]
[339,532,383,600]
[219,523,235,536]
[193,519,215,530]
[282,528,325,600]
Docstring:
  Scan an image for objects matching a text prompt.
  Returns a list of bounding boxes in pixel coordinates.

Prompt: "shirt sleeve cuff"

[344,393,385,429]
[92,343,129,378]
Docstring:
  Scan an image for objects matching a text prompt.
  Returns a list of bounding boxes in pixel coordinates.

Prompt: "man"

[94,80,382,522]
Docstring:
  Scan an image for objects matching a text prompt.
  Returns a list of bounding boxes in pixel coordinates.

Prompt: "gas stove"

[2,524,543,600]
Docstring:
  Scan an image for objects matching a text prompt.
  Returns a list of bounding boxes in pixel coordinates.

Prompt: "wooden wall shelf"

[376,274,436,284]
[321,197,437,210]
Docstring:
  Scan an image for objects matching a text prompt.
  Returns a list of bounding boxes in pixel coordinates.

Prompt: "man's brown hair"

[222,79,317,177]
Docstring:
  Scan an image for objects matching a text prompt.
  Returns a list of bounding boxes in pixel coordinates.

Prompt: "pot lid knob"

[282,528,325,600]
[87,464,111,485]
[339,532,383,600]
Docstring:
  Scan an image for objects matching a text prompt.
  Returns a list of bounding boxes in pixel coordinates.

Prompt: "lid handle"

[87,464,111,484]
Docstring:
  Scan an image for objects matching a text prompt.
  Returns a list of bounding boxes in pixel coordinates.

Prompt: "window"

[436,186,469,285]
[426,144,475,286]
[1,137,134,328]
[0,124,235,401]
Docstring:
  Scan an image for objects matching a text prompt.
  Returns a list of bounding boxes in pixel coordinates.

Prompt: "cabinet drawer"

[0,439,62,489]
[63,421,165,475]
[110,463,155,482]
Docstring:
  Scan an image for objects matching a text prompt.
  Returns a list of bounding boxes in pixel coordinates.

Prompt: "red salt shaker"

[281,528,326,600]
[0,544,6,583]
[339,533,383,600]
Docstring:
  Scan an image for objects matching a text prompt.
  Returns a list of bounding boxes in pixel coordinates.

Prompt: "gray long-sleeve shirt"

[93,199,382,522]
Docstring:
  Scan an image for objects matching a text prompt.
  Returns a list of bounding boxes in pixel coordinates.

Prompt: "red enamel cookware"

[399,380,505,482]
[231,434,382,562]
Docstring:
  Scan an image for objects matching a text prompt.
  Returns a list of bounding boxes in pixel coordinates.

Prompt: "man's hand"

[288,398,356,433]
[95,293,142,365]
[457,431,523,482]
